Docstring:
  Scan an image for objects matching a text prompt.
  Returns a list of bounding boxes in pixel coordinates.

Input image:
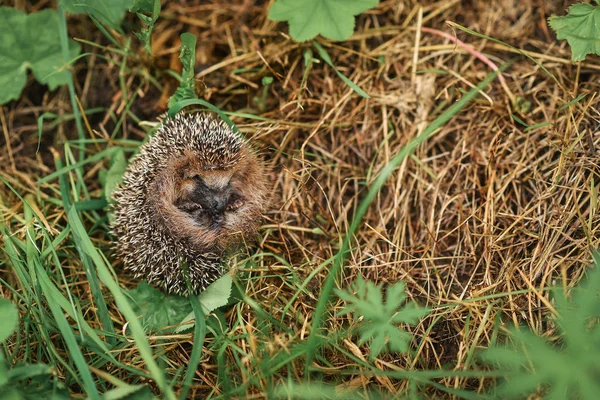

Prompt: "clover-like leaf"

[175,274,233,333]
[336,276,430,360]
[129,275,233,334]
[548,1,600,62]
[268,0,379,42]
[481,252,600,399]
[128,281,193,333]
[60,0,133,29]
[0,7,81,104]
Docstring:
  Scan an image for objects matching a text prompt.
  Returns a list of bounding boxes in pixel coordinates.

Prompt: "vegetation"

[1,0,599,398]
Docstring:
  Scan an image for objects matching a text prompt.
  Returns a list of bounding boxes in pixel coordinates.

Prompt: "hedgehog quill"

[111,113,269,295]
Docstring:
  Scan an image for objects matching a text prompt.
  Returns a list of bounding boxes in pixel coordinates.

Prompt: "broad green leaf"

[0,299,18,343]
[175,274,233,333]
[268,0,379,42]
[548,2,600,61]
[128,282,192,333]
[60,0,134,29]
[104,148,128,202]
[335,276,430,360]
[0,7,81,104]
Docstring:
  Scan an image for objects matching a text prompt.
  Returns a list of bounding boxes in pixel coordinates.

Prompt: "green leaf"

[131,0,161,54]
[335,276,430,360]
[0,298,18,343]
[7,363,54,381]
[130,0,155,13]
[128,282,192,333]
[481,252,600,399]
[268,0,379,42]
[167,33,198,115]
[60,0,134,29]
[548,2,600,61]
[104,148,128,203]
[4,366,70,400]
[0,357,8,387]
[175,274,233,333]
[0,7,81,104]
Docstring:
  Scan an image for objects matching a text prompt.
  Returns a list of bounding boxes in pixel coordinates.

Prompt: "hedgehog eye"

[192,175,208,188]
[226,193,245,212]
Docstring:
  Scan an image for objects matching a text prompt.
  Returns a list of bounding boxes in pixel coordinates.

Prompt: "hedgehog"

[111,112,269,295]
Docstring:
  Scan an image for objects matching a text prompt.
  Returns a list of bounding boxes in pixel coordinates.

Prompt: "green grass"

[1,2,599,399]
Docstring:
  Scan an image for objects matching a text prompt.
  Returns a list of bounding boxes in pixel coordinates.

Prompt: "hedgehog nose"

[213,198,227,214]
[209,200,226,229]
[207,197,227,217]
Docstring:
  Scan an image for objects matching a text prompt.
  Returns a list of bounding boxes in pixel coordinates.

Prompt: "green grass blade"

[312,41,370,99]
[304,62,511,372]
[36,261,102,399]
[179,295,206,400]
[446,22,562,91]
[66,205,177,400]
[54,154,116,344]
[57,4,85,161]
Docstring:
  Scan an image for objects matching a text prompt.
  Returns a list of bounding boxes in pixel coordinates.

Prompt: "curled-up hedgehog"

[111,113,269,295]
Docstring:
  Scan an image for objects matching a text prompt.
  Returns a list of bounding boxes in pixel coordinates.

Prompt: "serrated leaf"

[60,0,133,29]
[0,7,81,104]
[167,33,198,115]
[128,281,192,333]
[0,298,18,343]
[548,2,600,61]
[175,274,233,333]
[335,276,430,360]
[481,253,600,399]
[131,0,160,54]
[268,0,379,42]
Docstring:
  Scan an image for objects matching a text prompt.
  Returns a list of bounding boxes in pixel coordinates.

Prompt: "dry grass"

[1,0,599,398]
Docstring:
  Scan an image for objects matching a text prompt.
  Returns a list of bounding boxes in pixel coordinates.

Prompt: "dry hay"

[1,0,599,397]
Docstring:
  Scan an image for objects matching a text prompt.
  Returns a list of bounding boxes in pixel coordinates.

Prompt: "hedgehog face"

[175,171,246,230]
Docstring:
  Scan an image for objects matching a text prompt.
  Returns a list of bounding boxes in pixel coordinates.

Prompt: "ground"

[1,0,599,398]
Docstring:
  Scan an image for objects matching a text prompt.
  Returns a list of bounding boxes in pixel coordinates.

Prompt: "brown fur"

[147,145,269,253]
